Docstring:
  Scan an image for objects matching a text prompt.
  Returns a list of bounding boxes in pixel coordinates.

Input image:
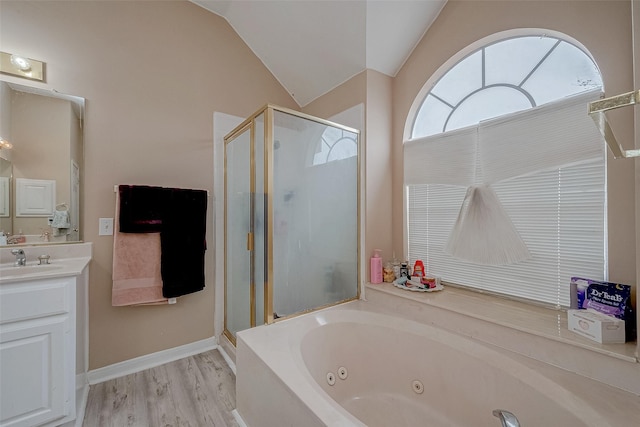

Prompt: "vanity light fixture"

[0,51,45,82]
[0,139,13,150]
[588,89,640,159]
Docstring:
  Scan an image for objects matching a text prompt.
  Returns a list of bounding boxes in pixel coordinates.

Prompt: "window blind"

[405,90,606,306]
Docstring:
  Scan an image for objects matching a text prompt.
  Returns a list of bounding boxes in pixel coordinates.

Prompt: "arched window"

[313,127,358,165]
[404,34,606,307]
[411,36,602,139]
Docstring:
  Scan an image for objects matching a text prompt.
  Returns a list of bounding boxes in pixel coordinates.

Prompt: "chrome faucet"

[11,248,26,266]
[493,409,520,427]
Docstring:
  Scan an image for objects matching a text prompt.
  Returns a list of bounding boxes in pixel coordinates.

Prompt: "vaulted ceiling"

[191,0,447,107]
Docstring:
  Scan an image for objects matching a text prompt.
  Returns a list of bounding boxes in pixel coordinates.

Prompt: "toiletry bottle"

[413,260,425,279]
[400,261,409,278]
[0,231,6,246]
[391,253,401,280]
[370,249,383,284]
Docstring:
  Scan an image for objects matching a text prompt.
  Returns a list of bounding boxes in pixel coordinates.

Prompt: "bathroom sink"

[0,243,91,284]
[0,264,65,282]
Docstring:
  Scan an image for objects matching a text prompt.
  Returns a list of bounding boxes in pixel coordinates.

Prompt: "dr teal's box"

[569,277,635,341]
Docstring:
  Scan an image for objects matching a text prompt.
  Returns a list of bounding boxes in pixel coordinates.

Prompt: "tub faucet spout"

[492,409,520,427]
[11,248,26,266]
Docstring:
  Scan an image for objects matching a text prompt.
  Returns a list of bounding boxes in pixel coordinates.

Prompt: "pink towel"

[112,192,167,306]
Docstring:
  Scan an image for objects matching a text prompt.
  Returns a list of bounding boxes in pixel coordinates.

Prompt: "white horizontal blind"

[404,127,477,186]
[407,156,605,306]
[406,90,606,306]
[478,90,604,184]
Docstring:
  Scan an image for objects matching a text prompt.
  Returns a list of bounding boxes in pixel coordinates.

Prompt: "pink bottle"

[370,249,383,284]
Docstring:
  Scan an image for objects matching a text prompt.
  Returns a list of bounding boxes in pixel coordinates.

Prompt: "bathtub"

[236,300,639,427]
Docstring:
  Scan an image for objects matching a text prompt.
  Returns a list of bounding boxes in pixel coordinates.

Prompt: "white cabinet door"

[0,317,66,427]
[15,178,56,217]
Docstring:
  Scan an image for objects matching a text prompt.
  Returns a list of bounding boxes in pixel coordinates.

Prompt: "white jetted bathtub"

[236,301,639,427]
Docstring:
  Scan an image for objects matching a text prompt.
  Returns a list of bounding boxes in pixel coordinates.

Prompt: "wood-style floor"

[83,349,239,427]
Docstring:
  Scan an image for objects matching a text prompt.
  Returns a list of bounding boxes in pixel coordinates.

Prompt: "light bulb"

[10,55,31,72]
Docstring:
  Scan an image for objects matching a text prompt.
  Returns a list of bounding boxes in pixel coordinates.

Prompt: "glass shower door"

[225,124,252,339]
[225,114,267,341]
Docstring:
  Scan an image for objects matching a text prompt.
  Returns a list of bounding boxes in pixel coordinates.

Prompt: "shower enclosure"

[224,105,360,343]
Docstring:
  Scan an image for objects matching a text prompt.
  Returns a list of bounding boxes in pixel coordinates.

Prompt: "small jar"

[383,262,395,283]
[391,258,401,279]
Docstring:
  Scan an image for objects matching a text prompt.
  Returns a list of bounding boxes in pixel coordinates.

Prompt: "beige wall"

[70,105,82,168]
[363,70,393,273]
[12,91,71,235]
[0,82,12,233]
[0,158,10,233]
[392,0,637,288]
[303,71,366,120]
[70,103,82,242]
[0,0,296,369]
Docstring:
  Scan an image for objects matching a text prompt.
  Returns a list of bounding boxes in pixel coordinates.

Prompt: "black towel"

[160,188,208,298]
[118,185,164,233]
[118,185,208,298]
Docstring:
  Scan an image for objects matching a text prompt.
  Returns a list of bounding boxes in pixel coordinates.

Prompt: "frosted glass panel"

[272,111,358,318]
[254,113,265,326]
[225,126,251,336]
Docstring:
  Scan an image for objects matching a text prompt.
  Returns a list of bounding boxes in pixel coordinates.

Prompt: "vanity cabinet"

[0,276,78,427]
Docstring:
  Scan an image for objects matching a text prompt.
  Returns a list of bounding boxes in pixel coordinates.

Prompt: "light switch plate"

[99,217,114,236]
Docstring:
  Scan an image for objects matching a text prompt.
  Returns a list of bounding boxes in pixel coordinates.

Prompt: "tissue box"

[567,309,625,344]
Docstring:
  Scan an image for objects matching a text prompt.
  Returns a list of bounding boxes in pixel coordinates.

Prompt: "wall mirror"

[0,79,84,246]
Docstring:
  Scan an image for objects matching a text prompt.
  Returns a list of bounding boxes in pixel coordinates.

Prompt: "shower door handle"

[247,232,254,251]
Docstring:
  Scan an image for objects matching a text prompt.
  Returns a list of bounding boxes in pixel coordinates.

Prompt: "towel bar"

[113,184,209,195]
[588,89,640,159]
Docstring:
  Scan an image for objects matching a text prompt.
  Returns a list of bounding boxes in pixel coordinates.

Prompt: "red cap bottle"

[413,260,425,278]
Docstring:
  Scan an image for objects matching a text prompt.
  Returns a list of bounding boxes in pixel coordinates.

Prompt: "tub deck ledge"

[364,282,639,395]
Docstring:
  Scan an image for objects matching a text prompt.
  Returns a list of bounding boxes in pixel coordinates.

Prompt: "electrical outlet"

[99,218,114,236]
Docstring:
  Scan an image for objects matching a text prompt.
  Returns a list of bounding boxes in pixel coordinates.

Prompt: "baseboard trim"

[76,372,87,390]
[232,409,248,427]
[74,382,89,427]
[218,343,236,375]
[87,337,218,385]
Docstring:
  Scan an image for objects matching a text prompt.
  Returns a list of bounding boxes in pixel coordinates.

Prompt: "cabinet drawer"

[0,278,72,324]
